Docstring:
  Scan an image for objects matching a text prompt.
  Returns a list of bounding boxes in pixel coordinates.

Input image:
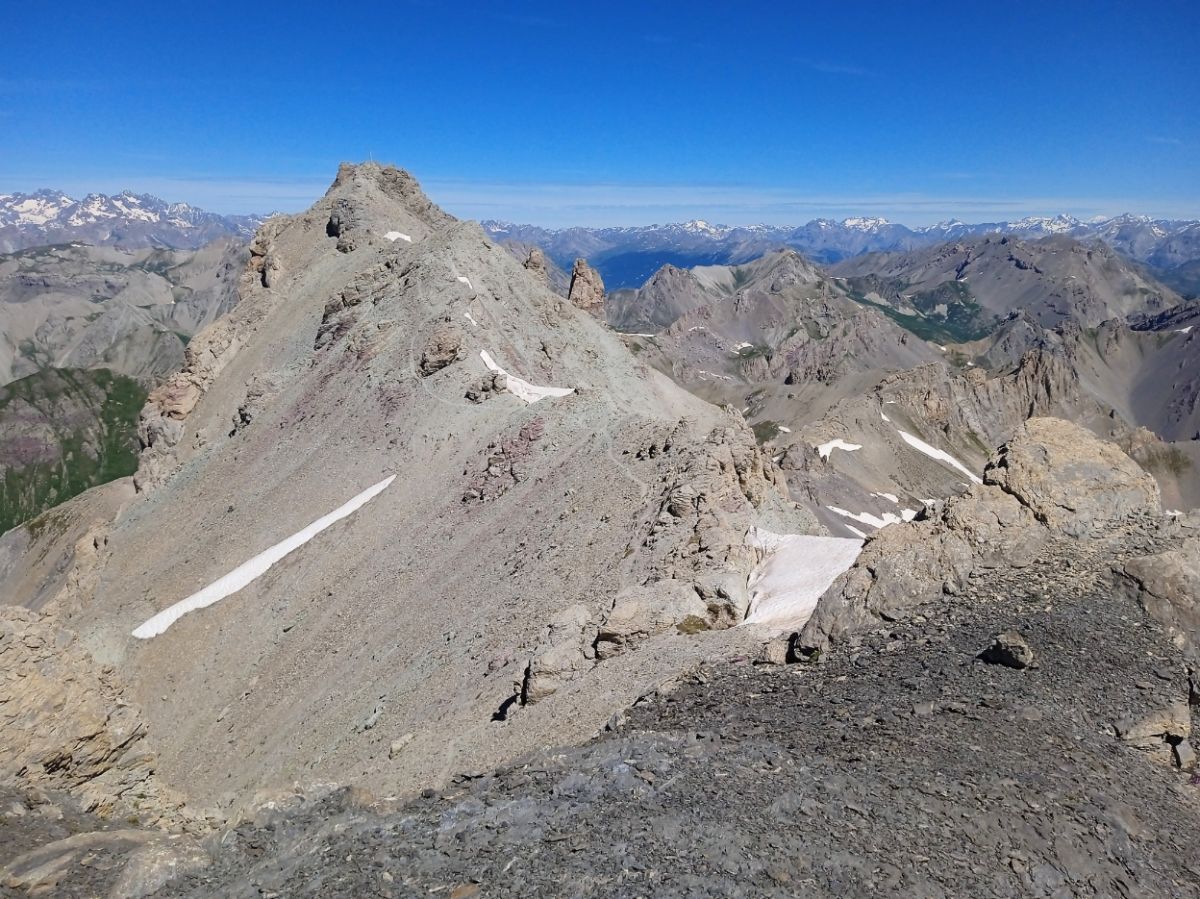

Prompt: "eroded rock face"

[1114,536,1200,653]
[418,321,464,376]
[523,247,549,284]
[985,418,1161,537]
[517,419,816,704]
[567,259,605,316]
[594,581,711,660]
[801,417,1161,650]
[0,607,181,824]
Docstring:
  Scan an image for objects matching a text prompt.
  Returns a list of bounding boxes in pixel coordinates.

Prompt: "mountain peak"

[0,189,263,252]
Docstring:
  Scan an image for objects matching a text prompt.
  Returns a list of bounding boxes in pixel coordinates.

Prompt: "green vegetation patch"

[752,419,781,444]
[842,282,997,344]
[0,368,147,535]
[1137,444,1193,478]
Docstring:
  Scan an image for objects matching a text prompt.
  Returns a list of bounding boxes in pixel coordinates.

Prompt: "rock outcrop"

[0,607,182,824]
[801,418,1163,650]
[1114,532,1200,653]
[523,247,550,284]
[567,258,605,316]
[985,417,1160,538]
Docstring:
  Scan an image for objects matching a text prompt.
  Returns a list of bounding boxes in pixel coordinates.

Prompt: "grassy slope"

[0,368,146,534]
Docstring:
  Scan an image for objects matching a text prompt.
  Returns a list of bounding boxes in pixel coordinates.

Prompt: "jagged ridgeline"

[0,368,146,533]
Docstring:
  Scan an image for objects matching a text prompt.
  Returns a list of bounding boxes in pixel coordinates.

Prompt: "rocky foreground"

[4,508,1200,897]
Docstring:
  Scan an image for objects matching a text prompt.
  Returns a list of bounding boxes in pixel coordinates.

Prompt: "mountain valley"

[1,164,1199,899]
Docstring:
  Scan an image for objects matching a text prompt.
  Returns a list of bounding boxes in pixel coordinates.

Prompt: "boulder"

[595,581,709,660]
[1114,537,1200,652]
[519,604,595,704]
[984,417,1160,537]
[419,321,464,376]
[979,632,1035,669]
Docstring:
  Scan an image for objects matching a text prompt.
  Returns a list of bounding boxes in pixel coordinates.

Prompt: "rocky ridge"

[0,162,820,823]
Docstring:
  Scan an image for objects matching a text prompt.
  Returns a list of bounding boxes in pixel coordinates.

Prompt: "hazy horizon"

[3,1,1195,227]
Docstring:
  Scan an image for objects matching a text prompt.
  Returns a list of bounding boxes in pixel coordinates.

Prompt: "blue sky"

[2,1,1197,225]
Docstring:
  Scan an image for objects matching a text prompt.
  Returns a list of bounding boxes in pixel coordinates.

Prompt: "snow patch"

[480,350,574,404]
[896,430,983,484]
[826,505,906,529]
[456,276,473,290]
[742,529,863,630]
[384,231,412,242]
[816,438,862,460]
[778,426,791,433]
[463,312,479,328]
[881,412,891,422]
[1176,326,1193,334]
[870,492,899,504]
[132,475,397,639]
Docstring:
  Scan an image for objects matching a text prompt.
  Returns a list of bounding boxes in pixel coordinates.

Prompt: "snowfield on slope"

[742,529,863,631]
[896,430,983,484]
[480,350,574,404]
[132,475,397,639]
[816,438,862,460]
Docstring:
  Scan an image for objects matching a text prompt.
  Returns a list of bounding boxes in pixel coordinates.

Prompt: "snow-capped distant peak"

[841,216,891,231]
[679,219,731,237]
[0,189,263,249]
[1009,214,1082,234]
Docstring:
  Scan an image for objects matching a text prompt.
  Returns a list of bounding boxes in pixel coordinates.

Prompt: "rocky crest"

[801,417,1163,650]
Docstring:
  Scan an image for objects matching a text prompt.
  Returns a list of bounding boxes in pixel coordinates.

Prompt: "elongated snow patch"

[896,430,982,484]
[742,529,863,631]
[480,350,573,404]
[383,231,412,242]
[816,438,862,460]
[132,475,397,639]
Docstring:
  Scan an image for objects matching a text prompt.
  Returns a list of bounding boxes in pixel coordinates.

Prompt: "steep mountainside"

[611,250,941,395]
[0,190,262,253]
[0,163,822,821]
[608,242,1199,538]
[0,240,246,385]
[831,234,1184,340]
[0,368,146,534]
[483,214,1200,290]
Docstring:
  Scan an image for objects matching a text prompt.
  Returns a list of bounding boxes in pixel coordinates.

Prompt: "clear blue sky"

[2,1,1197,226]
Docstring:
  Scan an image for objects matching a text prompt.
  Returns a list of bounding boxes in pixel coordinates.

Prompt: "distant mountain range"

[484,213,1200,292]
[0,189,264,253]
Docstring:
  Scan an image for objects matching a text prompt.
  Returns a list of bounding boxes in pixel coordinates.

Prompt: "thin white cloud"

[1,170,1196,227]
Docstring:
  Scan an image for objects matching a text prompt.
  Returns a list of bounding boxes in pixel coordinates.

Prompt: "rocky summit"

[1,163,1199,899]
